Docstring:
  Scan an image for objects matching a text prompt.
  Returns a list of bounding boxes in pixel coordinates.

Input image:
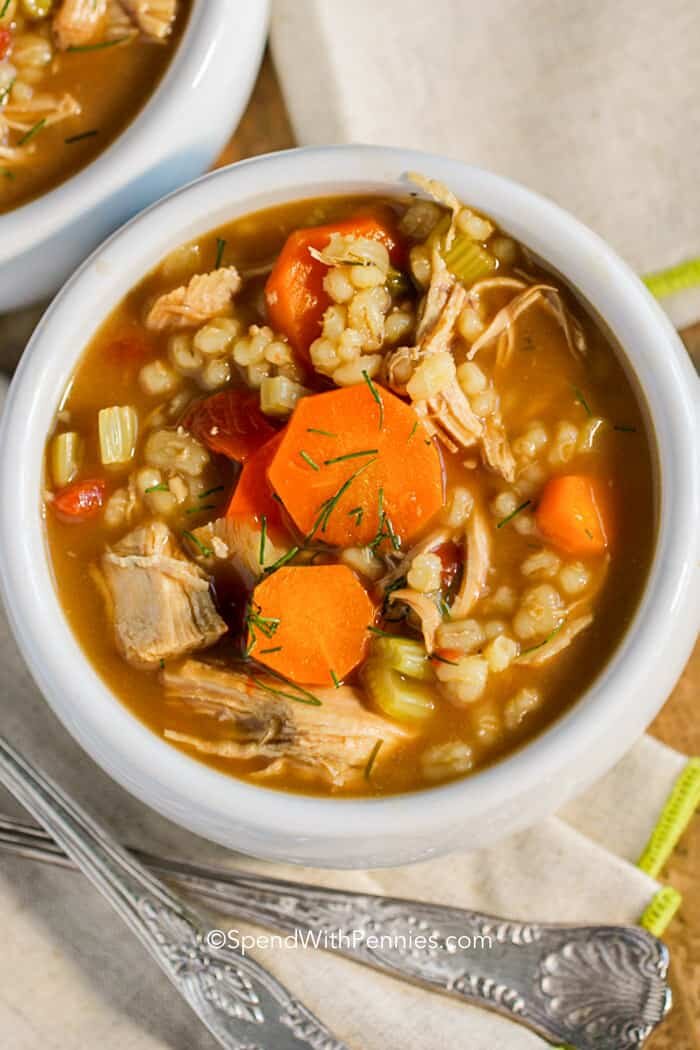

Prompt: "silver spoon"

[0,802,671,1049]
[0,735,348,1050]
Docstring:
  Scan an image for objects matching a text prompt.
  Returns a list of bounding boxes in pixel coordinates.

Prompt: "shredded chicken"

[415,249,459,343]
[162,660,412,788]
[4,92,82,134]
[378,527,452,596]
[120,0,177,40]
[481,413,516,482]
[469,284,586,366]
[53,0,108,50]
[449,504,491,619]
[517,613,593,666]
[187,517,292,586]
[388,588,442,653]
[100,522,227,669]
[407,171,461,250]
[146,267,242,330]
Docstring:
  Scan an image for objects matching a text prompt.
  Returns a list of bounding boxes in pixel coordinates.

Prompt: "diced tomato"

[102,332,152,368]
[51,479,106,523]
[434,540,462,592]
[265,210,407,358]
[0,28,12,61]
[227,431,285,529]
[182,389,277,462]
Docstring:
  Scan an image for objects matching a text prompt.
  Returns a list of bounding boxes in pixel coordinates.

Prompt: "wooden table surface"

[0,48,696,1049]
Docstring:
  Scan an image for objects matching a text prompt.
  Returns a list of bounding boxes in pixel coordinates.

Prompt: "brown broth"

[0,3,190,213]
[44,195,656,797]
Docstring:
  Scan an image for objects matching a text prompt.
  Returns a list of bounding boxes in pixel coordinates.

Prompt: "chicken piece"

[378,527,452,596]
[120,0,177,40]
[185,517,292,586]
[407,171,461,250]
[100,521,227,669]
[162,660,413,788]
[481,412,516,483]
[53,0,108,50]
[387,588,442,653]
[4,93,82,137]
[516,613,593,666]
[450,504,491,620]
[469,284,586,366]
[146,267,242,331]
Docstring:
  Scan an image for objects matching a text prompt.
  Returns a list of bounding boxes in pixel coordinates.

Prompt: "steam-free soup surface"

[44,183,655,797]
[0,0,189,213]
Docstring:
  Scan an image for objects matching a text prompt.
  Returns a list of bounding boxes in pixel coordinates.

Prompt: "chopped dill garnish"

[263,545,301,575]
[145,482,169,493]
[381,574,407,612]
[348,505,364,526]
[199,485,225,498]
[573,385,592,416]
[330,669,341,688]
[438,597,452,620]
[0,0,11,17]
[185,503,215,514]
[362,369,384,430]
[245,601,280,656]
[324,448,378,465]
[300,450,320,471]
[182,531,213,557]
[584,527,593,539]
[367,625,405,639]
[307,457,377,539]
[67,35,130,52]
[614,424,637,433]
[306,427,337,438]
[18,118,46,146]
[158,658,165,670]
[364,739,383,780]
[259,646,282,655]
[496,499,531,529]
[0,168,14,180]
[369,486,401,552]
[259,514,268,565]
[65,129,99,145]
[0,76,16,107]
[430,652,459,666]
[520,618,567,657]
[408,420,418,442]
[251,675,322,707]
[215,237,226,269]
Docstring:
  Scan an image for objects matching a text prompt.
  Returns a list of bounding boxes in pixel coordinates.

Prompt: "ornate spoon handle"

[0,811,671,1050]
[0,736,348,1050]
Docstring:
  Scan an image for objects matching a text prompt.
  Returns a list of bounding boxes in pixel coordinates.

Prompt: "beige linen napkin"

[0,371,695,1047]
[271,0,700,328]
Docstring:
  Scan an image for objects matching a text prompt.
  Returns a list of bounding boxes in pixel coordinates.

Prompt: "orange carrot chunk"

[182,389,276,462]
[265,211,405,357]
[267,383,443,549]
[227,432,285,530]
[52,479,106,523]
[536,475,613,555]
[250,564,376,686]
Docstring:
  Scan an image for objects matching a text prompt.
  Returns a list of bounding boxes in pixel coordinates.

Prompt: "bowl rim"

[1,145,698,848]
[0,0,268,261]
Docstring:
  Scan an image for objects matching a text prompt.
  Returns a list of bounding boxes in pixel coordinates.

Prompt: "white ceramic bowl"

[1,146,698,868]
[0,0,269,313]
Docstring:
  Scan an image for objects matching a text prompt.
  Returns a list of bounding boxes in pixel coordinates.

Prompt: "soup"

[43,176,655,797]
[0,0,189,213]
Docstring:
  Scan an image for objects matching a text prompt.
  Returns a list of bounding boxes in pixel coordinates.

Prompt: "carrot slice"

[0,28,13,61]
[536,475,613,555]
[265,210,405,357]
[227,432,285,529]
[182,389,276,462]
[250,564,376,685]
[51,479,106,523]
[267,384,443,548]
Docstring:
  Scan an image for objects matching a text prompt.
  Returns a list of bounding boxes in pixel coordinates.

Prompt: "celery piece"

[370,636,433,681]
[363,660,436,722]
[98,405,138,466]
[444,235,497,286]
[50,431,83,488]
